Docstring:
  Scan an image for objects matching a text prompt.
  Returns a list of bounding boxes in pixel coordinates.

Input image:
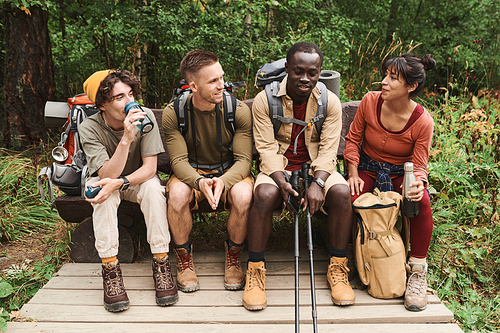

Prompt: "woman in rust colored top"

[344,53,436,312]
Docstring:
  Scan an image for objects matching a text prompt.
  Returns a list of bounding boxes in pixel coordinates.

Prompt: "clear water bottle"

[124,101,154,134]
[402,162,420,218]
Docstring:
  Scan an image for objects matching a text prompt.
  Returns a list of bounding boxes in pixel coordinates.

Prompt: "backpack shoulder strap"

[222,90,237,136]
[173,91,190,136]
[314,81,328,135]
[265,81,283,136]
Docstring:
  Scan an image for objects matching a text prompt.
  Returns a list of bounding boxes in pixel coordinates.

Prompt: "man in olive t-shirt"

[162,50,253,293]
[79,69,177,313]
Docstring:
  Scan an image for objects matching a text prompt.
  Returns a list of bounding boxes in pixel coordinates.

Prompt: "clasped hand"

[198,177,225,210]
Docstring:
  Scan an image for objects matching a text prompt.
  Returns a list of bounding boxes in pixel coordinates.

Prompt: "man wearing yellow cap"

[79,69,178,312]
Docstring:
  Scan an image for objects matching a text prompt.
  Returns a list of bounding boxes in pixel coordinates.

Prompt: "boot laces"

[226,249,241,268]
[104,265,125,296]
[329,261,350,286]
[154,258,175,289]
[248,266,266,291]
[407,270,427,296]
[177,253,194,272]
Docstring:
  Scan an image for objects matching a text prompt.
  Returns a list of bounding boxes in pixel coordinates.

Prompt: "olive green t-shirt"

[80,107,164,177]
[162,95,253,190]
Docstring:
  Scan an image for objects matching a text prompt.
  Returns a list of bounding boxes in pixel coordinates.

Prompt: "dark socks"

[175,241,191,254]
[329,245,348,258]
[227,239,244,249]
[248,250,265,263]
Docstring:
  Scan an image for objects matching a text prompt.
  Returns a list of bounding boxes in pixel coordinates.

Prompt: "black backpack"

[169,79,246,137]
[169,79,245,172]
[255,58,328,136]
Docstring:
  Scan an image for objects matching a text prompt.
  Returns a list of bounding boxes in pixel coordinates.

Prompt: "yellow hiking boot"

[242,261,267,310]
[327,256,355,306]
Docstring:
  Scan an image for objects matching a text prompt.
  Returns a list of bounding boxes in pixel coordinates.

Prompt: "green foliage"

[0,149,61,241]
[425,93,500,332]
[0,145,70,331]
[47,0,353,105]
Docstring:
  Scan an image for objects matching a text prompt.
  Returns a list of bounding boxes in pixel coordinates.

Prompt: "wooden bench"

[58,99,360,263]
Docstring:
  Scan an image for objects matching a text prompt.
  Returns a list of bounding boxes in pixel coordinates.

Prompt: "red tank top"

[284,102,310,171]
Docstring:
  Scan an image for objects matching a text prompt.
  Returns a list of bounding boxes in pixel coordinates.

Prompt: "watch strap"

[312,177,325,188]
[120,176,130,191]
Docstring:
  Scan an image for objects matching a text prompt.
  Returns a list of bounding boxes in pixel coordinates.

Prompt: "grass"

[425,92,500,332]
[0,147,72,331]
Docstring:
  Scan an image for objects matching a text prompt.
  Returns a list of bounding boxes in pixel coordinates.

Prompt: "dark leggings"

[350,170,433,259]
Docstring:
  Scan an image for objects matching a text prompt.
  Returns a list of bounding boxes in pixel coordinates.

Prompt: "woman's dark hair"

[382,53,436,98]
[95,70,141,108]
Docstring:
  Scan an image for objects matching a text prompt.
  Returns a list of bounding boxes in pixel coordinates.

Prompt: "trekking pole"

[290,170,301,333]
[301,163,318,333]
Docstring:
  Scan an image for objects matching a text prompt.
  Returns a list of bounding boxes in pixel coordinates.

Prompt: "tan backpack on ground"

[353,188,409,299]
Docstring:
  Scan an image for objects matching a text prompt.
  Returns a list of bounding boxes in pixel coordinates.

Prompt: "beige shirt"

[162,94,253,190]
[80,107,164,177]
[253,76,342,176]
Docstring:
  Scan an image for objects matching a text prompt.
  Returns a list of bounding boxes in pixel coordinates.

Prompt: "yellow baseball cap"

[83,70,113,104]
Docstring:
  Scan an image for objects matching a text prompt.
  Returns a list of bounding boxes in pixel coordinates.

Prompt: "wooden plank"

[42,274,441,305]
[43,274,345,291]
[27,288,443,307]
[19,303,454,324]
[7,322,464,333]
[56,249,329,271]
[55,260,331,277]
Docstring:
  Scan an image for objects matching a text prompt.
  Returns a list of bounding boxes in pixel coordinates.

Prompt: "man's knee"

[326,184,351,207]
[229,182,253,210]
[253,184,281,211]
[167,181,193,210]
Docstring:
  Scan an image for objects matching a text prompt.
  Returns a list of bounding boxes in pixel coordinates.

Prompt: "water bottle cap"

[404,162,414,172]
[124,101,140,114]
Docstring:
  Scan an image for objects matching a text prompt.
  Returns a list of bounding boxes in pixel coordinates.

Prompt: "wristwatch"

[195,177,204,190]
[312,177,325,188]
[120,176,130,191]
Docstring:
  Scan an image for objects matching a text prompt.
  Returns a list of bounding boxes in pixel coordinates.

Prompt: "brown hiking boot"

[102,260,130,312]
[174,246,199,292]
[224,242,245,290]
[152,256,179,306]
[327,256,355,306]
[242,261,267,310]
[404,262,428,311]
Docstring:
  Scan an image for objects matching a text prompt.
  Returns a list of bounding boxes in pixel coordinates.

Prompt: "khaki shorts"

[254,170,348,216]
[166,169,254,211]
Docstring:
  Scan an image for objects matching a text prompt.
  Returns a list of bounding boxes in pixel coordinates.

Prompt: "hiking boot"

[102,260,130,312]
[327,256,355,306]
[174,246,199,292]
[224,242,245,290]
[404,262,428,311]
[242,261,267,310]
[152,256,179,306]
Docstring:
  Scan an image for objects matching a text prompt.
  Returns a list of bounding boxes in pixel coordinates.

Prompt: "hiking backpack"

[169,79,245,171]
[352,188,409,299]
[169,79,246,137]
[255,58,328,136]
[38,94,99,206]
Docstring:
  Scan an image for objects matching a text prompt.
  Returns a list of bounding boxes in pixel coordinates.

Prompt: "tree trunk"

[385,0,400,46]
[145,42,160,108]
[2,4,55,149]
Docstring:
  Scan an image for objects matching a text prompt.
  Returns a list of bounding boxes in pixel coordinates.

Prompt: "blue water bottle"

[124,101,154,134]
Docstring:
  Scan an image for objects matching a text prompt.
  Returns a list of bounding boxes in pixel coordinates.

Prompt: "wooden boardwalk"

[9,250,462,332]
